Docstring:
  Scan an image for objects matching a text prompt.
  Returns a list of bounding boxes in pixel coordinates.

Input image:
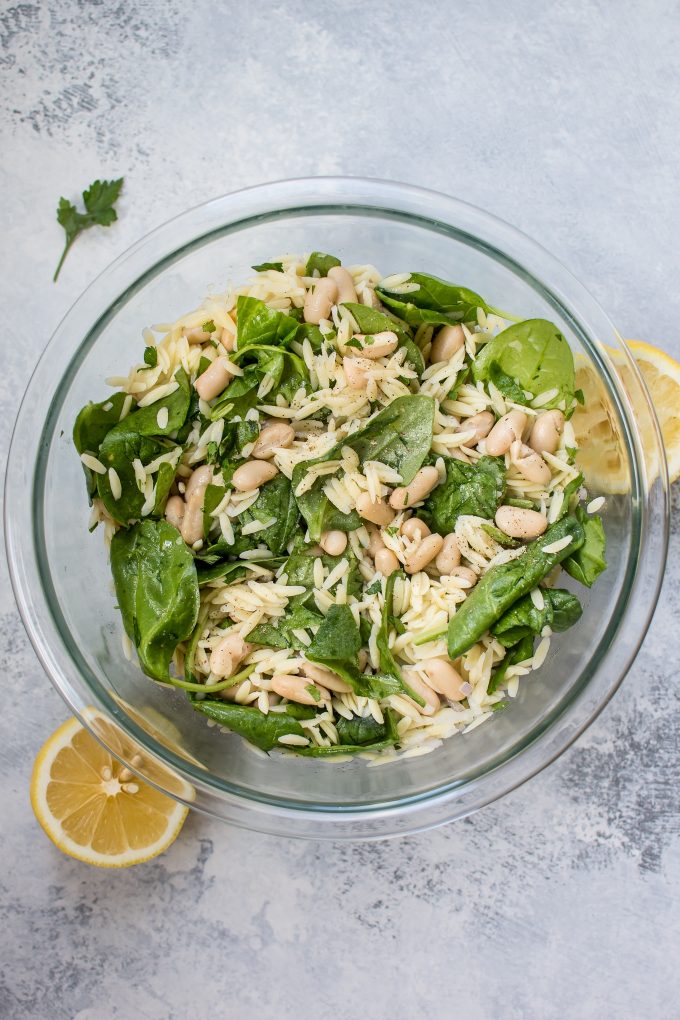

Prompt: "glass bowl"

[5,177,669,839]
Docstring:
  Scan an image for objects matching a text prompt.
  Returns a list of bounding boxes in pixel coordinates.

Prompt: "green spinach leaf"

[488,634,535,694]
[376,272,492,327]
[73,392,131,498]
[110,520,199,682]
[487,361,530,405]
[492,588,582,647]
[193,701,313,751]
[424,455,506,535]
[306,252,341,276]
[377,571,425,706]
[252,261,284,272]
[306,605,401,700]
[562,508,606,587]
[416,515,585,656]
[295,708,400,756]
[292,395,435,541]
[342,301,424,374]
[235,296,300,353]
[231,472,300,556]
[472,319,575,410]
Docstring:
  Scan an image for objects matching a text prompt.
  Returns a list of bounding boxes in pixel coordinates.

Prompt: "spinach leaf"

[196,557,283,586]
[492,588,582,647]
[295,709,400,756]
[96,368,191,524]
[292,476,362,543]
[235,296,300,353]
[336,713,389,745]
[295,322,325,351]
[292,395,435,541]
[152,461,176,516]
[562,508,606,587]
[119,367,191,437]
[557,473,584,519]
[342,301,424,374]
[193,701,313,751]
[416,515,585,655]
[207,419,259,470]
[306,252,341,276]
[306,605,401,700]
[247,603,324,651]
[424,455,506,535]
[110,519,199,682]
[376,273,492,327]
[73,391,131,498]
[488,634,535,694]
[98,432,176,524]
[210,367,261,421]
[487,361,530,405]
[232,472,300,556]
[472,319,575,410]
[377,571,425,706]
[252,261,284,272]
[481,523,520,549]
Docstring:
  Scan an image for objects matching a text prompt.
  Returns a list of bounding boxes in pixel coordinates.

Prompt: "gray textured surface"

[1,2,679,1018]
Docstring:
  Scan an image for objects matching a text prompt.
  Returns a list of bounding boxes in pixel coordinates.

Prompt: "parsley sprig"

[53,177,124,281]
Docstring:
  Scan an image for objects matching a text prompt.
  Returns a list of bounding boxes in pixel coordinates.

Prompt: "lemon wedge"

[31,712,189,867]
[572,339,680,492]
[625,340,680,483]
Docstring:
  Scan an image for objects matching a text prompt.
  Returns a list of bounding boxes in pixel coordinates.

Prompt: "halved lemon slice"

[31,713,189,867]
[572,339,680,492]
[625,340,680,483]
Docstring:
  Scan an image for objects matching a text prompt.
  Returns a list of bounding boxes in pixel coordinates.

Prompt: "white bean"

[271,674,328,706]
[183,326,212,344]
[435,534,461,574]
[389,466,440,510]
[185,464,213,502]
[403,671,440,715]
[165,495,185,531]
[194,356,232,401]
[351,331,399,359]
[220,327,235,352]
[343,356,373,390]
[232,460,278,492]
[327,265,358,304]
[422,658,467,701]
[319,530,348,556]
[356,492,395,526]
[459,411,495,445]
[485,410,528,456]
[252,421,295,459]
[495,505,548,540]
[404,533,444,574]
[450,566,478,587]
[180,494,205,546]
[209,633,253,678]
[431,324,465,363]
[302,662,352,694]
[400,517,431,541]
[514,444,552,485]
[365,524,386,557]
[375,547,399,575]
[529,409,565,455]
[303,277,338,324]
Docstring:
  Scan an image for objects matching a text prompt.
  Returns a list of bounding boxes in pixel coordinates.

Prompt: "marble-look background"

[1,2,679,1018]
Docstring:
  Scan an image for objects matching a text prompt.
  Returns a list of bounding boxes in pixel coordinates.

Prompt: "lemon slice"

[572,339,680,492]
[625,340,680,483]
[31,713,190,867]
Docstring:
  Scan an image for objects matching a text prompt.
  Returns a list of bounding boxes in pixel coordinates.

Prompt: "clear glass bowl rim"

[4,176,669,839]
